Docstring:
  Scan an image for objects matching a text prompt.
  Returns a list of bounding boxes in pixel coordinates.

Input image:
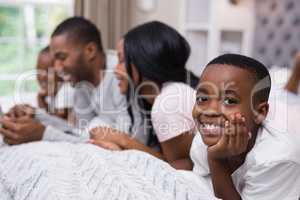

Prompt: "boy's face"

[192,64,261,147]
[36,53,54,91]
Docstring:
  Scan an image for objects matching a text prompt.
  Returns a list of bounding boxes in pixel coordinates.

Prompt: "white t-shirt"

[151,82,196,142]
[44,83,75,111]
[190,124,300,199]
[54,82,75,109]
[42,70,134,143]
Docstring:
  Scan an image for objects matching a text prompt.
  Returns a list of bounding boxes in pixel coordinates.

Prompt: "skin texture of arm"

[207,156,241,200]
[207,114,250,200]
[285,52,300,94]
[90,127,194,169]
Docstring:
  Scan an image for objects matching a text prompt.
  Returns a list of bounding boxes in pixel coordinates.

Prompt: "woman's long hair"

[123,21,197,147]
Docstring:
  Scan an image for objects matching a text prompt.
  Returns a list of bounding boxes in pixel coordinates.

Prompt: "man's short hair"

[51,16,103,52]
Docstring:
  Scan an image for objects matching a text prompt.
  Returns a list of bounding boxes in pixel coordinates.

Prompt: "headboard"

[253,0,300,68]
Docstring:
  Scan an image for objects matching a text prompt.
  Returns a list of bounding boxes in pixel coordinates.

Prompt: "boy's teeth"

[202,124,220,129]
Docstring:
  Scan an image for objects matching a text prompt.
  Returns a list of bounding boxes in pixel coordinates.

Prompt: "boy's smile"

[193,64,257,146]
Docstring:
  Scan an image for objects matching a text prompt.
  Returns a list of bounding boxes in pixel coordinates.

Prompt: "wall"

[127,0,256,76]
[128,0,182,30]
[253,0,300,68]
[214,0,255,56]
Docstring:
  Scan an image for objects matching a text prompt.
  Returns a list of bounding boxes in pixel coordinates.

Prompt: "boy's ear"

[254,101,269,124]
[84,42,97,61]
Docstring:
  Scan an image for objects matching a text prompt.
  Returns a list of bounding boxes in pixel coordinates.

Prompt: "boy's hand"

[208,113,251,159]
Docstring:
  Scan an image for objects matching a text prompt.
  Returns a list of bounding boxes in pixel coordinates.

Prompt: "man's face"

[192,64,258,147]
[50,33,87,85]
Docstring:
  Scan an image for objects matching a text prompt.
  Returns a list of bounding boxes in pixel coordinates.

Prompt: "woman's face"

[114,39,140,94]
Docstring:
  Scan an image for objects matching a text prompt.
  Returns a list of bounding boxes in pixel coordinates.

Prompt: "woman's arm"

[169,158,194,170]
[90,127,194,169]
[160,131,195,169]
[90,127,165,160]
[123,130,195,167]
[117,133,165,160]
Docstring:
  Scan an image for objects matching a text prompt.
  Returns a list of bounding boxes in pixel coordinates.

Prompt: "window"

[0,0,73,110]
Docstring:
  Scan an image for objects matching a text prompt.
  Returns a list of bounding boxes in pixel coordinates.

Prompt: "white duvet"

[0,141,215,200]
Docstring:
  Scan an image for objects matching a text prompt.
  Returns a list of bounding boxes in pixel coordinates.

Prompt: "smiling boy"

[190,54,300,200]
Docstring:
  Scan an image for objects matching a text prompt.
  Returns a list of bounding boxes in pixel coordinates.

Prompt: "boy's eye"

[59,55,66,61]
[196,95,209,103]
[56,53,67,61]
[223,97,239,105]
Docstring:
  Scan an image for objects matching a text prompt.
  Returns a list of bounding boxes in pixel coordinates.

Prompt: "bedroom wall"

[253,0,300,68]
[128,0,182,30]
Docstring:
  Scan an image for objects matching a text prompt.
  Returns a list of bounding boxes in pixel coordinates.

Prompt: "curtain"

[74,0,130,49]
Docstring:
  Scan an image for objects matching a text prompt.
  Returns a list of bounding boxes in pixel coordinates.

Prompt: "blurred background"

[0,0,299,110]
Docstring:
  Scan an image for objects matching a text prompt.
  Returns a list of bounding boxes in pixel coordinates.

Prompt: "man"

[0,17,132,145]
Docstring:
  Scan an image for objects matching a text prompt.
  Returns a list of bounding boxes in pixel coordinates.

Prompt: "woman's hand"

[89,139,122,151]
[208,113,251,159]
[89,127,128,150]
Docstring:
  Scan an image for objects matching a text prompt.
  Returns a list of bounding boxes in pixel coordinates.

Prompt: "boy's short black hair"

[206,54,271,102]
[40,45,50,55]
[51,17,103,52]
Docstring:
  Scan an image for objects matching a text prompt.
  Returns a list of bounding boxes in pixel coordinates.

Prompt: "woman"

[90,21,197,169]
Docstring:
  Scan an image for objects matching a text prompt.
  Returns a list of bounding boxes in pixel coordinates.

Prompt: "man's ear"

[84,42,97,61]
[254,101,269,124]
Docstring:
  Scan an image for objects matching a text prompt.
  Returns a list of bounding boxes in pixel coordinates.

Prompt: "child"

[36,46,74,121]
[36,46,58,111]
[190,54,300,199]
